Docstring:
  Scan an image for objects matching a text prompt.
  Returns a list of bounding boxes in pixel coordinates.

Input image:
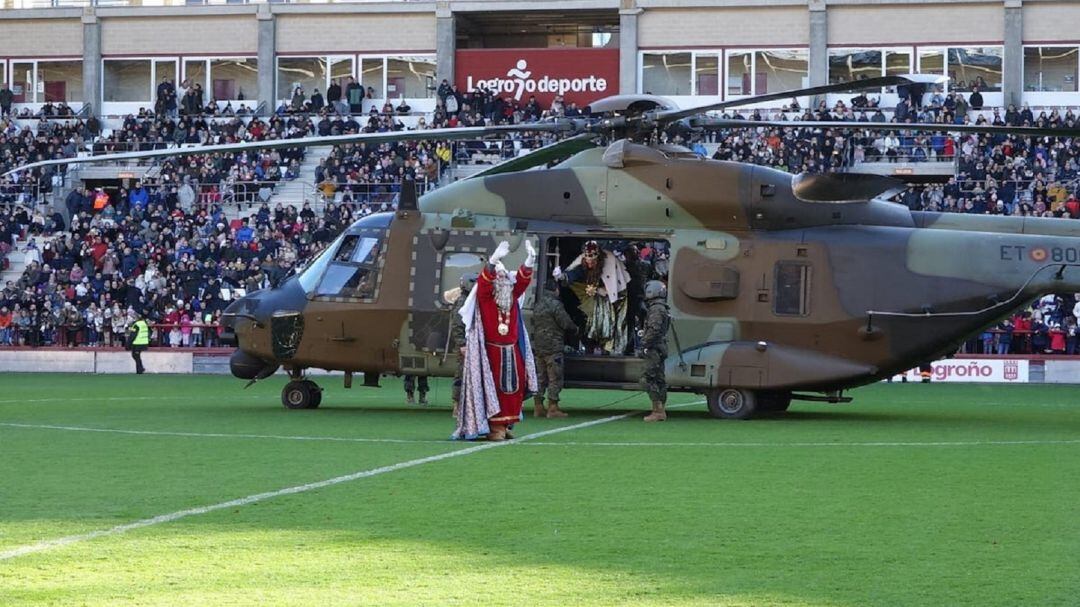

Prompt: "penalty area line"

[0,410,636,562]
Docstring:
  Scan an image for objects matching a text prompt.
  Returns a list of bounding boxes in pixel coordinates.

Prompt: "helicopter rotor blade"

[2,122,572,177]
[651,74,946,125]
[701,119,1080,139]
[468,133,599,179]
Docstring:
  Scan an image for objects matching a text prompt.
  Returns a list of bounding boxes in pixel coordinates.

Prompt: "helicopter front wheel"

[282,380,322,410]
[706,388,757,420]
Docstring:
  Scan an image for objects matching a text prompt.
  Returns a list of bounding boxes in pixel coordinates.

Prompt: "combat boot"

[546,400,569,418]
[405,392,415,405]
[643,400,667,422]
[487,424,507,441]
[533,396,546,418]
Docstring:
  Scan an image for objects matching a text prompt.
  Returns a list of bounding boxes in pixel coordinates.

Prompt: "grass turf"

[0,374,1078,606]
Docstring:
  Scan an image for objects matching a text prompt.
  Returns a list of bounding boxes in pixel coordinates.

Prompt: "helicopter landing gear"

[282,380,322,410]
[757,391,792,414]
[706,387,757,420]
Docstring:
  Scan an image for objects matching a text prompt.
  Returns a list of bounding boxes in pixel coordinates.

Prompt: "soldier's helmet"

[644,280,667,301]
[460,272,478,293]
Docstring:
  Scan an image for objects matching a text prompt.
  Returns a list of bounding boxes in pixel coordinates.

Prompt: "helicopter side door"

[402,227,537,379]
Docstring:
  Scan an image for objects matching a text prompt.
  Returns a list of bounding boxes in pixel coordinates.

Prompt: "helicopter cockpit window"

[296,238,338,294]
[334,235,360,262]
[309,230,386,300]
[350,237,381,264]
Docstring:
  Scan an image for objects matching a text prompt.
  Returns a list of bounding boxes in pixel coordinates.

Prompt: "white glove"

[489,241,510,265]
[524,240,537,268]
[552,266,563,280]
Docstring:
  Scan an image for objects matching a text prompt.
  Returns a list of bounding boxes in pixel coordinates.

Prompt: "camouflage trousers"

[404,374,428,395]
[534,352,565,403]
[639,349,667,403]
[452,357,464,404]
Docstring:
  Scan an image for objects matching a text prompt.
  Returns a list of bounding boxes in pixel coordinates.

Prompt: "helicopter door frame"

[546,234,670,377]
[404,228,539,370]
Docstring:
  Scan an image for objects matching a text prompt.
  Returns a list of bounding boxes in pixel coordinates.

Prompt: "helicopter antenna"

[399,176,418,211]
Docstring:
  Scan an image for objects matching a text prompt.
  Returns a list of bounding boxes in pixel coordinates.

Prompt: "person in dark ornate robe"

[554,240,631,354]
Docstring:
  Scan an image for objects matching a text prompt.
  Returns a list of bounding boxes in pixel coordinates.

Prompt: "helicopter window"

[350,237,381,264]
[440,252,486,304]
[334,235,360,262]
[305,229,387,300]
[774,262,811,316]
[316,264,377,299]
[297,239,339,293]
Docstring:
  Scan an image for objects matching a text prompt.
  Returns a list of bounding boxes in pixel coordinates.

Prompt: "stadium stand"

[0,30,1077,354]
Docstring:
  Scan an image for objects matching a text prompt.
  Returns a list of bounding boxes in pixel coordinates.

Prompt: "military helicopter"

[13,74,1080,419]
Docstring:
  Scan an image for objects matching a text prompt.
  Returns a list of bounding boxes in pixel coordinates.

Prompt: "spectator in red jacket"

[1049,322,1067,354]
[1066,196,1080,219]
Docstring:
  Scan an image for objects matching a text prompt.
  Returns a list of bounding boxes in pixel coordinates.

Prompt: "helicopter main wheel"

[757,391,792,414]
[282,380,322,410]
[706,388,757,420]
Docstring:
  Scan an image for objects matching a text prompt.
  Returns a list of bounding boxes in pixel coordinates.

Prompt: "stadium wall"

[1,351,1079,384]
[0,349,195,374]
[5,0,1080,117]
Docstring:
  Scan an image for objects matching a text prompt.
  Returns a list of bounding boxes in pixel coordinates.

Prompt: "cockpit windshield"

[297,237,339,294]
[297,223,389,300]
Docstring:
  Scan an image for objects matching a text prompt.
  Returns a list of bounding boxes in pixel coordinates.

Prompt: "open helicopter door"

[550,236,673,389]
[403,225,538,377]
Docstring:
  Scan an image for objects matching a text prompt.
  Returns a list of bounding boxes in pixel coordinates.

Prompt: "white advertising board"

[895,358,1029,383]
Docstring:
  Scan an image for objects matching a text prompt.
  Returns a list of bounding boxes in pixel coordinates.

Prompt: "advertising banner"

[454,48,620,107]
[895,358,1029,383]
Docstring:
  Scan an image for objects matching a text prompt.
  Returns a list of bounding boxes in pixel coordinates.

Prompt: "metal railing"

[17,0,415,8]
[0,323,228,349]
[0,182,53,208]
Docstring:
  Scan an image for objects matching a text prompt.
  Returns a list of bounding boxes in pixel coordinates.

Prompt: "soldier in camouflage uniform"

[404,375,428,405]
[640,280,671,422]
[449,272,477,407]
[530,281,578,418]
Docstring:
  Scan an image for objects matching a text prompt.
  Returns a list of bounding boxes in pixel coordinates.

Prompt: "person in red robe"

[453,240,539,441]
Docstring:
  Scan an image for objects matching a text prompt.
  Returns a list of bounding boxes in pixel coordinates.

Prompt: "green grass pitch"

[1,374,1078,606]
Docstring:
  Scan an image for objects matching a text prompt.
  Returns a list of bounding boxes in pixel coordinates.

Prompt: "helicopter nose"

[223,279,309,358]
[220,294,262,347]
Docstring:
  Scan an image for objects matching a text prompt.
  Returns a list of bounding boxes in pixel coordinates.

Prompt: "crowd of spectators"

[0,116,85,207]
[0,193,373,348]
[4,83,1080,353]
[965,294,1080,356]
[695,87,1080,220]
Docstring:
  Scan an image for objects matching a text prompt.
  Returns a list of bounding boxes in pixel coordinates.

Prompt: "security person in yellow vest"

[127,313,151,374]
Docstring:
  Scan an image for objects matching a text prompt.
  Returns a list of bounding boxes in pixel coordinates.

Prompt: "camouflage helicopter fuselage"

[227,139,1080,412]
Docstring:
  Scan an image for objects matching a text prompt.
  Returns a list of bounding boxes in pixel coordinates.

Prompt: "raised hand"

[524,240,537,268]
[489,240,511,264]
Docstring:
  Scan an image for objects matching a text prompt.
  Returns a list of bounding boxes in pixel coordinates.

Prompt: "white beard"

[494,276,514,313]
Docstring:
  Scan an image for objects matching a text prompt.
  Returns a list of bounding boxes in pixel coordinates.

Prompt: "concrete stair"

[272,145,331,204]
[2,234,58,286]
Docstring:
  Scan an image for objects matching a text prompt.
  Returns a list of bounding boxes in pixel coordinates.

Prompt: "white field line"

[0,410,637,562]
[0,396,169,404]
[520,439,1080,448]
[0,400,705,445]
[0,423,449,445]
